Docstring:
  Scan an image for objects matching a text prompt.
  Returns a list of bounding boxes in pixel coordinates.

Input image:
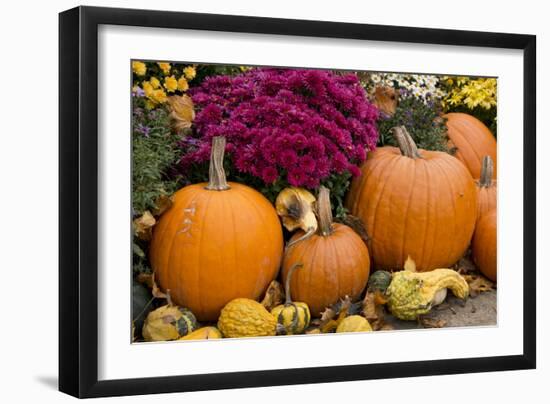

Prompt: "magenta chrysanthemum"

[181,67,379,187]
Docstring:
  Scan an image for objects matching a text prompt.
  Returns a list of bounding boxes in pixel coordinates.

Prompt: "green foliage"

[377,96,448,152]
[132,97,182,217]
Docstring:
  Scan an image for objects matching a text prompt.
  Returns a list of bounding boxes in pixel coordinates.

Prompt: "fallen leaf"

[152,194,173,216]
[261,280,285,311]
[136,273,154,288]
[373,86,398,116]
[419,317,447,328]
[133,211,156,241]
[362,291,389,331]
[404,255,417,272]
[168,94,195,131]
[463,274,495,297]
[319,296,360,333]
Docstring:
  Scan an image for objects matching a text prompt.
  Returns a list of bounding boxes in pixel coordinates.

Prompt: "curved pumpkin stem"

[285,228,316,250]
[479,155,494,188]
[317,186,334,236]
[284,263,303,304]
[392,126,422,159]
[205,136,230,191]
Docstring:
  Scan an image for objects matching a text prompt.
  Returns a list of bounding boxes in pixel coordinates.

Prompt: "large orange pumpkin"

[149,137,284,321]
[471,209,497,282]
[282,186,370,316]
[476,155,497,221]
[445,112,497,179]
[346,126,477,272]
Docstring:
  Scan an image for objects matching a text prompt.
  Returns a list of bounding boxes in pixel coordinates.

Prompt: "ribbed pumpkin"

[346,126,477,272]
[149,137,284,321]
[476,156,497,221]
[445,112,497,179]
[282,186,370,316]
[472,209,497,282]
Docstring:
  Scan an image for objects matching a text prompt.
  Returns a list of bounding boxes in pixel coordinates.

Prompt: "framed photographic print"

[59,5,536,398]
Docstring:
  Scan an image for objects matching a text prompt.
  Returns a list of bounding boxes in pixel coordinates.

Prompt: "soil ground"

[385,290,497,329]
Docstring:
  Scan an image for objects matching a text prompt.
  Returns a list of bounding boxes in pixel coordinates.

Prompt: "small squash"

[142,304,198,341]
[346,126,477,271]
[282,186,371,316]
[178,326,222,340]
[336,315,372,333]
[471,209,497,282]
[386,267,469,320]
[271,263,311,335]
[445,112,497,179]
[476,156,497,221]
[150,137,284,321]
[218,298,277,338]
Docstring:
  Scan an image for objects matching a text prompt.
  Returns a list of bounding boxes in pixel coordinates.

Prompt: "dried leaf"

[373,86,398,116]
[137,273,154,288]
[261,280,285,311]
[152,194,173,216]
[305,327,321,335]
[419,317,447,328]
[168,94,195,131]
[404,255,417,272]
[362,291,389,331]
[454,255,477,275]
[463,274,495,297]
[133,211,156,241]
[319,296,356,333]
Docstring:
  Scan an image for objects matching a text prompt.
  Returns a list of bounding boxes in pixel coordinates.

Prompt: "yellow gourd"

[218,298,277,338]
[178,326,222,340]
[336,315,372,333]
[271,264,311,335]
[142,304,198,342]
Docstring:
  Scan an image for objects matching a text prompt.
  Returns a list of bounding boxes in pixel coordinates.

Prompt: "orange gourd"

[346,126,477,272]
[445,112,497,179]
[149,137,284,321]
[476,156,497,221]
[471,209,497,282]
[282,186,370,316]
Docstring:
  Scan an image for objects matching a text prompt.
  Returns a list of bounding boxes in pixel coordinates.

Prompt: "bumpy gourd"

[218,298,277,338]
[271,263,311,335]
[336,315,372,333]
[142,304,198,341]
[386,268,469,320]
[178,326,223,340]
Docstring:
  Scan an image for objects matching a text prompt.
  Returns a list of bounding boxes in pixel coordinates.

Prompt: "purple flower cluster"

[182,68,379,188]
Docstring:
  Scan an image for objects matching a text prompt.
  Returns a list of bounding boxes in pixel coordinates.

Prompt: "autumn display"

[132,61,498,342]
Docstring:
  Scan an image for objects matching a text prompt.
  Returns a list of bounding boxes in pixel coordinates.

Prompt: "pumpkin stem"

[166,289,173,307]
[285,228,316,250]
[205,136,230,191]
[317,186,334,236]
[392,126,422,159]
[284,263,303,304]
[479,155,494,187]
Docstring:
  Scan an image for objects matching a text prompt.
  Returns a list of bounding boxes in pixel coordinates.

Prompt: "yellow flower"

[177,77,189,92]
[132,61,146,76]
[152,88,167,104]
[142,81,154,98]
[183,66,196,80]
[150,76,161,89]
[164,75,178,93]
[157,62,171,74]
[145,100,156,110]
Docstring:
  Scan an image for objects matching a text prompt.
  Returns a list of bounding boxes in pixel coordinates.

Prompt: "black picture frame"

[59,5,536,398]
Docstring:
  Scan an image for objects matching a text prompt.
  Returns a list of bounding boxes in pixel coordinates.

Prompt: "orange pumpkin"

[282,186,370,316]
[445,112,497,179]
[471,209,497,282]
[476,155,497,221]
[346,126,477,272]
[149,137,284,321]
